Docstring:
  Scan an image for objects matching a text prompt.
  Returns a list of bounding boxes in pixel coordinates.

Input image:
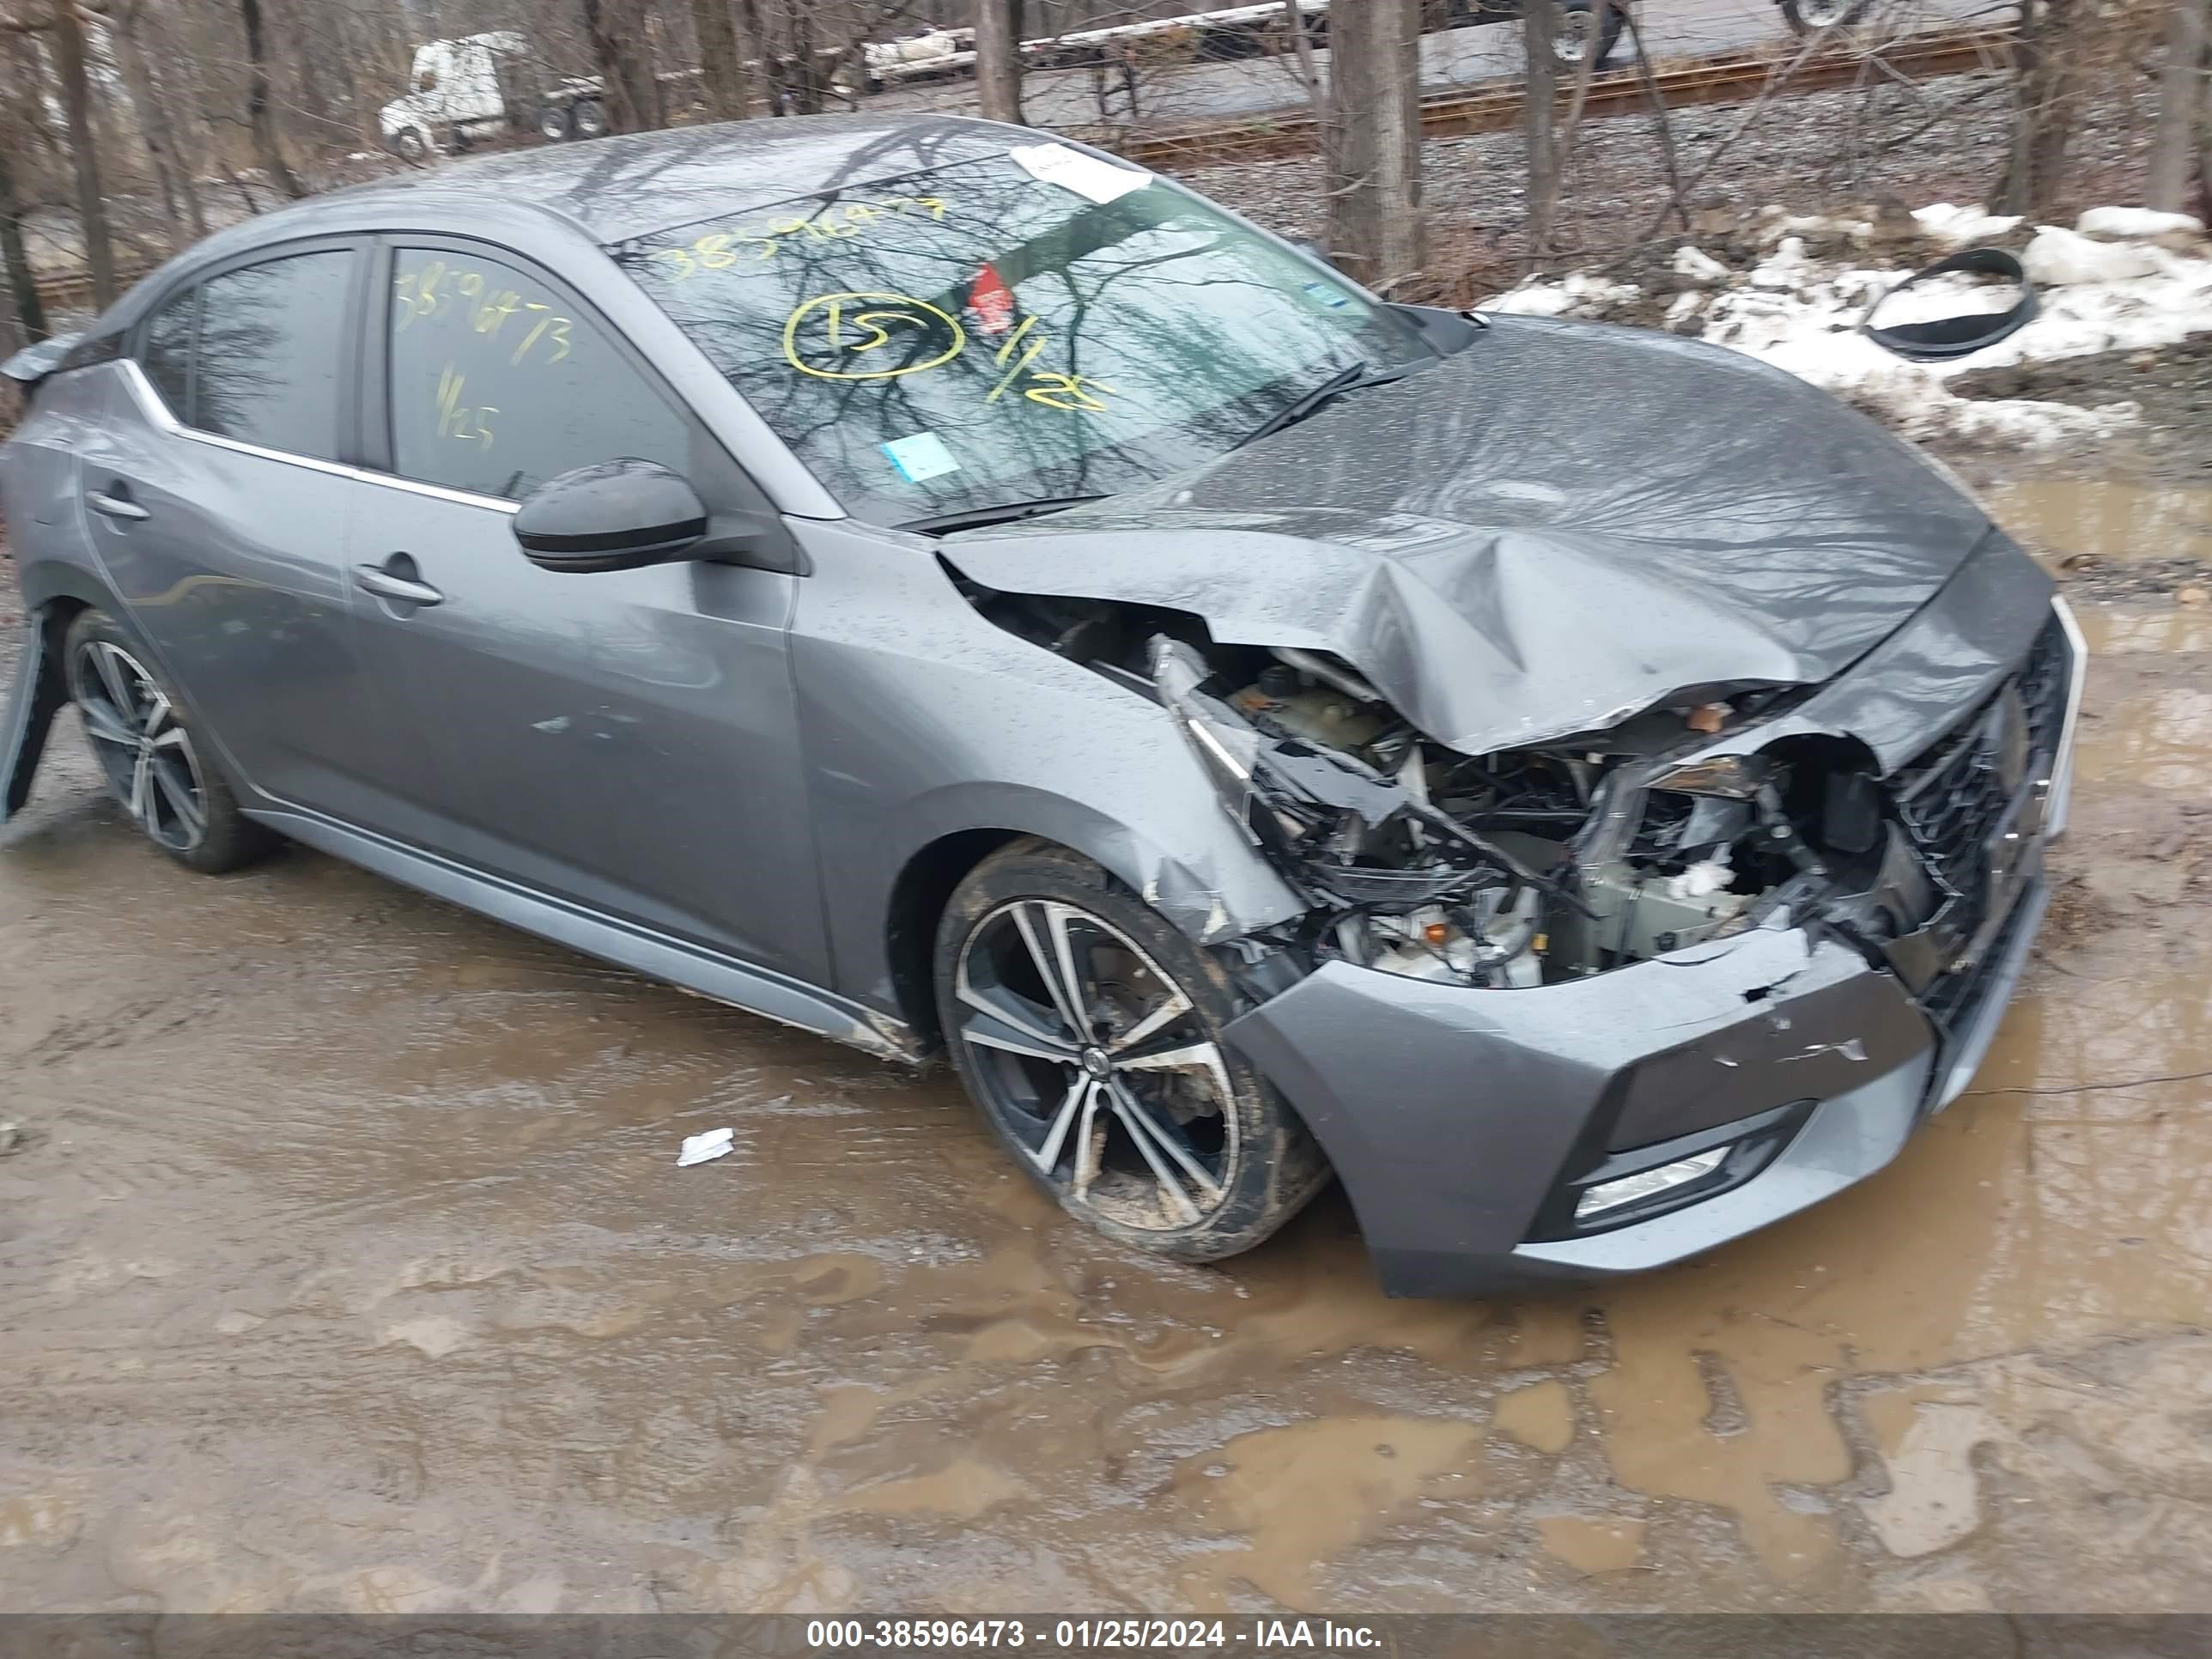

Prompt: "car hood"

[943,314,1994,755]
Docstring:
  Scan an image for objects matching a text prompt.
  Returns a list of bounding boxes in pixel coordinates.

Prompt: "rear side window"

[385,245,689,501]
[140,288,195,414]
[192,252,352,461]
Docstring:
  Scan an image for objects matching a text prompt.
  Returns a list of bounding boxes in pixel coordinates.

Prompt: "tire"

[391,126,431,162]
[536,103,574,141]
[933,840,1329,1263]
[571,98,609,138]
[1552,0,1624,70]
[1778,0,1871,31]
[63,610,275,876]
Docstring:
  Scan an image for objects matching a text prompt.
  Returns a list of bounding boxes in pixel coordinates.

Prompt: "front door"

[340,239,827,982]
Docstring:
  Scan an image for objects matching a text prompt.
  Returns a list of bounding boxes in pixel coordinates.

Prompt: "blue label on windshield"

[1303,281,1351,309]
[881,431,961,483]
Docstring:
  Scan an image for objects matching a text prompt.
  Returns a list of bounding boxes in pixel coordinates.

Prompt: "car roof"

[325,112,1027,245]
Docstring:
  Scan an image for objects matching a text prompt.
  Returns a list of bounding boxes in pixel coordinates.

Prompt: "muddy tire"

[933,840,1328,1263]
[1778,0,1871,32]
[391,126,432,162]
[572,99,609,138]
[1552,0,1623,70]
[63,609,275,876]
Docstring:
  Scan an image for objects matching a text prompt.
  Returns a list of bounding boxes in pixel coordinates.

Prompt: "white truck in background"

[379,33,610,161]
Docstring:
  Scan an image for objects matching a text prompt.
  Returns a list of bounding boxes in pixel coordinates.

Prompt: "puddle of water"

[1985,477,2212,568]
[2076,685,2212,794]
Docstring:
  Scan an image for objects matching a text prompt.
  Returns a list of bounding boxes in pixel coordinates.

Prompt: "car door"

[340,236,828,982]
[74,240,397,822]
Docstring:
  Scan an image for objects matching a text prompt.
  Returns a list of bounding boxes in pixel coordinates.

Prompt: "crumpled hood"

[944,314,1992,754]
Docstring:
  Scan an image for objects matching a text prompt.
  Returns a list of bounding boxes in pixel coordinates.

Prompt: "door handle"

[88,489,150,522]
[354,564,445,606]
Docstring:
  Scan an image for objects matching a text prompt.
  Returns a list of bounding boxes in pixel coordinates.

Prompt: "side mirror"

[514,459,713,574]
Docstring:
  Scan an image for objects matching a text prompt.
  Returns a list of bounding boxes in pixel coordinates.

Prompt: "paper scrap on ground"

[1009,143,1150,205]
[677,1127,735,1167]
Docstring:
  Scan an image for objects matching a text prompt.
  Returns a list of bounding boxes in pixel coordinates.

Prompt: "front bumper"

[1224,596,2079,1300]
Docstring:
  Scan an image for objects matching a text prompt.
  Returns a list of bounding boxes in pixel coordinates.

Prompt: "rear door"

[74,240,397,821]
[338,237,827,981]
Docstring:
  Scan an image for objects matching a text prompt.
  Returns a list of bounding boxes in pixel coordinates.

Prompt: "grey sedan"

[0,117,2080,1296]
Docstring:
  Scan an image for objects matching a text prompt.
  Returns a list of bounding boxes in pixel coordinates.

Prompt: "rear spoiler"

[1,331,87,393]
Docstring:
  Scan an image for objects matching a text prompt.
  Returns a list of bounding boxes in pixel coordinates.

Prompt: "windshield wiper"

[1233,360,1414,451]
[897,495,1106,535]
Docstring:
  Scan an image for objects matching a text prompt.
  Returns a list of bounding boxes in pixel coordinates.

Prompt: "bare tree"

[1522,0,1559,259]
[975,0,1023,122]
[240,0,303,198]
[1990,0,2082,215]
[100,0,206,240]
[0,88,45,344]
[1327,0,1425,291]
[2150,0,2209,211]
[48,3,118,306]
[582,0,661,131]
[691,0,756,120]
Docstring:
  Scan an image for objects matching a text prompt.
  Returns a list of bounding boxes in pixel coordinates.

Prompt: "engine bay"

[967,580,1925,991]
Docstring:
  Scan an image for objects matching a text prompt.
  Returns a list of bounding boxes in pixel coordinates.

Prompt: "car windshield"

[608,147,1432,526]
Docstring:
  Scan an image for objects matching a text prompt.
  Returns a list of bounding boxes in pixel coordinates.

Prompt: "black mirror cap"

[513,459,710,574]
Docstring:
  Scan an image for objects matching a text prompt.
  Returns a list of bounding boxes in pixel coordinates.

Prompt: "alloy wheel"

[73,641,209,854]
[953,899,1238,1231]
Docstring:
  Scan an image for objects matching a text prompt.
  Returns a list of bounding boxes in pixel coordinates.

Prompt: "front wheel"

[64,609,275,874]
[390,125,431,162]
[1778,0,1872,32]
[571,98,609,138]
[934,842,1328,1262]
[536,103,574,141]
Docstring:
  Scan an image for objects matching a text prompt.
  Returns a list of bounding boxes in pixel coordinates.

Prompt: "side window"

[139,286,196,415]
[192,251,352,461]
[386,245,690,501]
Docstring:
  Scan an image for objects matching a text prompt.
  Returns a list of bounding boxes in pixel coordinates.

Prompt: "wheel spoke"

[1012,902,1089,1040]
[92,644,138,721]
[961,1006,1079,1064]
[140,690,173,739]
[127,748,154,827]
[1107,1079,1209,1223]
[1071,1082,1106,1199]
[1115,1039,1225,1077]
[78,700,137,750]
[153,758,204,839]
[1030,1074,1092,1174]
[954,973,1068,1048]
[1105,987,1193,1054]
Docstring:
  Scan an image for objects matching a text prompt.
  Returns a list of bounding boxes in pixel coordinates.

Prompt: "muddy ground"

[5,459,2212,1613]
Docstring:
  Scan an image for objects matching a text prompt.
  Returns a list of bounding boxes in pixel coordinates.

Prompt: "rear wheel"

[536,103,574,141]
[571,98,609,138]
[1778,0,1872,32]
[934,842,1328,1262]
[64,610,274,875]
[391,125,431,162]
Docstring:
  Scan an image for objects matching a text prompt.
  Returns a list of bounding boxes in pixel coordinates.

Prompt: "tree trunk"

[1989,0,2079,216]
[690,0,751,120]
[582,0,660,131]
[1326,0,1426,291]
[1284,0,1324,117]
[1522,0,1559,259]
[0,136,46,347]
[2149,0,2210,211]
[49,5,118,309]
[108,4,199,246]
[240,0,304,198]
[976,0,1024,123]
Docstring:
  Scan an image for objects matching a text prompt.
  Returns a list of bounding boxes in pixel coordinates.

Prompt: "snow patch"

[2076,206,2205,241]
[1476,201,2212,448]
[1911,202,2022,249]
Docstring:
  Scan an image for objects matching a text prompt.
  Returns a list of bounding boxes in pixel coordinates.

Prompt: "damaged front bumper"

[1224,598,2081,1299]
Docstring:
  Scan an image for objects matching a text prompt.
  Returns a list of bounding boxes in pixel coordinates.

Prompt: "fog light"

[1575,1146,1728,1220]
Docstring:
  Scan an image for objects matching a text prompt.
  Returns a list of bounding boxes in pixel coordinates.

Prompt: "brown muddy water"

[7,480,2212,1614]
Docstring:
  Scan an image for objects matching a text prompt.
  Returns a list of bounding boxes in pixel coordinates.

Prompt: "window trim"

[125,234,371,468]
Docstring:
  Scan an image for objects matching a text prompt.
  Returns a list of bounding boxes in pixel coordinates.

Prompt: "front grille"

[1894,612,2070,967]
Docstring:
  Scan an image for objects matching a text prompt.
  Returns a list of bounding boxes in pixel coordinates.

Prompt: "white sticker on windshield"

[882,431,960,484]
[1009,143,1151,205]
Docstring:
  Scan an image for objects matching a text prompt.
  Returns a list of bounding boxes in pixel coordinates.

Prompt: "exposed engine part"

[1269,646,1381,704]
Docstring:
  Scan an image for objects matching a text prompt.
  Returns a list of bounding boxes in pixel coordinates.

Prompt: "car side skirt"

[248,805,923,1063]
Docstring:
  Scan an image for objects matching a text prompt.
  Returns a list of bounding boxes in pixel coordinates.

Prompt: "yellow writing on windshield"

[647,197,950,280]
[783,293,965,382]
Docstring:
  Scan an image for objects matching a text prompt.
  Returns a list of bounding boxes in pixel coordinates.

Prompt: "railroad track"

[1106,21,2015,167]
[28,264,153,318]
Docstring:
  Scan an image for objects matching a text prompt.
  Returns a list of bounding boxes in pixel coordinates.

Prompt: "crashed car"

[0,116,2081,1295]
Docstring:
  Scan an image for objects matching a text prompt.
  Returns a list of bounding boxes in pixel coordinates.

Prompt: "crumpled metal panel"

[945,315,1994,755]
